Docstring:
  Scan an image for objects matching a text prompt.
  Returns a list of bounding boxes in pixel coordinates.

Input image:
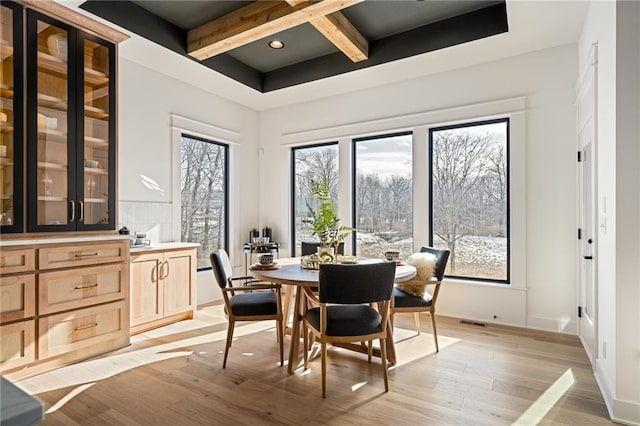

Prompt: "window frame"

[290,141,339,257]
[428,118,510,284]
[180,132,229,271]
[351,131,414,255]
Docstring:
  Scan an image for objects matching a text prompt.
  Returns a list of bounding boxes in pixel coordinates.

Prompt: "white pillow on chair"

[397,252,437,297]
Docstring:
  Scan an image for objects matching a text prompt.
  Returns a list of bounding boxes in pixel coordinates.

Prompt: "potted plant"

[303,179,354,259]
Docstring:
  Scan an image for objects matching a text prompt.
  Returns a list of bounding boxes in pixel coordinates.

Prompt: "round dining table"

[249,257,416,373]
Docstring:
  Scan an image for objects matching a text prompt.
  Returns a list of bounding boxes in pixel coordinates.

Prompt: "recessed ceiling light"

[268,40,285,49]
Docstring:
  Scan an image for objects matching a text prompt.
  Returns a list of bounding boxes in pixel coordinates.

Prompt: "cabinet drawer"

[0,249,36,275]
[0,320,36,372]
[39,264,126,315]
[39,241,128,270]
[0,274,36,323]
[39,300,127,359]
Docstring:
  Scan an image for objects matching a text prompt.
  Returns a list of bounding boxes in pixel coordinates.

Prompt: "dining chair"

[391,246,450,352]
[210,249,284,368]
[300,241,345,256]
[301,262,396,397]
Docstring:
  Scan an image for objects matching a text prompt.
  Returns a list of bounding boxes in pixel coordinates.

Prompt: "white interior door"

[578,130,596,364]
[576,45,598,365]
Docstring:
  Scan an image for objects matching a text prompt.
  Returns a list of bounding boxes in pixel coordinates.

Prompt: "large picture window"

[353,132,413,259]
[429,118,509,282]
[291,142,339,256]
[180,134,228,269]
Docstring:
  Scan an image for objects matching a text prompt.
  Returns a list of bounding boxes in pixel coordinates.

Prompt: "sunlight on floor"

[513,368,575,425]
[45,382,95,414]
[17,315,274,395]
[351,381,368,392]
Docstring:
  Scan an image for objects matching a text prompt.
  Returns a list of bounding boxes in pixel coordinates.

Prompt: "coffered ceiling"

[80,0,508,93]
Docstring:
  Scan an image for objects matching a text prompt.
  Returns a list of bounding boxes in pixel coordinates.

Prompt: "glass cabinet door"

[27,11,75,231]
[78,34,114,229]
[0,2,23,233]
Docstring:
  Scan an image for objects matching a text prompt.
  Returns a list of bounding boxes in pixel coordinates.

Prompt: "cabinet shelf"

[0,41,13,59]
[37,52,108,86]
[0,123,14,133]
[85,198,106,203]
[37,128,66,142]
[85,136,108,148]
[0,158,14,168]
[85,105,108,119]
[37,93,67,110]
[37,196,66,202]
[37,161,67,171]
[85,86,108,103]
[85,167,107,175]
[0,83,13,99]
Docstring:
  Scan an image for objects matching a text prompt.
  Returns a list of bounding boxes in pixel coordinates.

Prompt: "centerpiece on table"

[302,179,354,265]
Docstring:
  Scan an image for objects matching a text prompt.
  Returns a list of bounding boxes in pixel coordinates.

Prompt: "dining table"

[249,257,417,373]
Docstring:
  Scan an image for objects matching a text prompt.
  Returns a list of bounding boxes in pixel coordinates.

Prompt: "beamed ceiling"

[80,0,508,93]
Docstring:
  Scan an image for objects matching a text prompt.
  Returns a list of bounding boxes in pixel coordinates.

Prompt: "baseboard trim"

[526,315,577,335]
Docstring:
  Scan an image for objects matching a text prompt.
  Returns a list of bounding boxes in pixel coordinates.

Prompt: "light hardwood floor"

[16,304,613,425]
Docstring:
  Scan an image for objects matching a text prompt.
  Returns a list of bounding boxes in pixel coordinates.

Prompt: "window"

[429,118,509,282]
[291,142,339,256]
[353,132,413,259]
[180,134,228,269]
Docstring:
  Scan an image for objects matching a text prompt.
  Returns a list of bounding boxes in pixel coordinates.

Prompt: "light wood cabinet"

[0,238,129,379]
[130,246,196,334]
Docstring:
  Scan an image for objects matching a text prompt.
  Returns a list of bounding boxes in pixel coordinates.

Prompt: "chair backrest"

[301,241,345,256]
[318,262,396,304]
[210,249,233,289]
[420,246,450,281]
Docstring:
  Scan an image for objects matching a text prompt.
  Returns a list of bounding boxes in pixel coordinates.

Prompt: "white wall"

[579,1,640,423]
[117,58,261,303]
[258,44,578,332]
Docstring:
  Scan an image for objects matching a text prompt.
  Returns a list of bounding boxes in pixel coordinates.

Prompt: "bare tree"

[432,130,494,272]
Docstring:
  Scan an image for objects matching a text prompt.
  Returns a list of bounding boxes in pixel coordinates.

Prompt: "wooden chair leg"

[276,318,284,366]
[367,340,373,363]
[223,321,235,368]
[414,312,421,334]
[321,340,327,398]
[303,324,309,370]
[379,337,389,392]
[430,312,439,352]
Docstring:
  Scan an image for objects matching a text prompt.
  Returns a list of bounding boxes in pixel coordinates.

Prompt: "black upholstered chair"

[302,262,396,397]
[300,241,345,256]
[392,246,450,352]
[210,249,284,368]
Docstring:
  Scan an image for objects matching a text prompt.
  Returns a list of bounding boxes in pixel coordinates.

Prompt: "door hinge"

[578,151,583,162]
[578,228,582,240]
[578,306,583,318]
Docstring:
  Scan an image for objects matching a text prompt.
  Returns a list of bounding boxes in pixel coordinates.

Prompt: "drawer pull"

[74,323,98,331]
[75,252,99,258]
[74,283,98,290]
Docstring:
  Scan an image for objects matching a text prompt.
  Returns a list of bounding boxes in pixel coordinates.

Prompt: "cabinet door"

[0,320,35,371]
[26,10,77,232]
[0,2,24,233]
[0,274,35,323]
[76,32,115,230]
[163,249,196,317]
[130,252,163,326]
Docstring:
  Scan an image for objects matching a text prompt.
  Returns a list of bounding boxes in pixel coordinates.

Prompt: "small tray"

[249,262,281,270]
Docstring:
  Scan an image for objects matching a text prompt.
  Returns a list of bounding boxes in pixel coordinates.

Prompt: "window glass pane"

[292,143,338,255]
[181,134,227,269]
[354,133,413,259]
[430,119,509,282]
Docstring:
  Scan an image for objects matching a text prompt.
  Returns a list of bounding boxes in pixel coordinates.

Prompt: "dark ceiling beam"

[286,0,368,62]
[187,0,364,61]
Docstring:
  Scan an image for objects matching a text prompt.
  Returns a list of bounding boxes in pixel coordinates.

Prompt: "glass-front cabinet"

[26,10,115,232]
[0,1,23,233]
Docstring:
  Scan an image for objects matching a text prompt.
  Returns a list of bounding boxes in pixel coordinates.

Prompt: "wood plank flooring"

[15,304,613,425]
